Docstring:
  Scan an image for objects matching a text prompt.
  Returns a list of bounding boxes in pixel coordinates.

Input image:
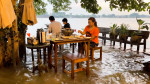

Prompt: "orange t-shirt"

[84,26,99,44]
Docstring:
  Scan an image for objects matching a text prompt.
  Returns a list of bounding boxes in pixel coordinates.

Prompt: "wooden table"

[26,43,50,73]
[48,38,91,73]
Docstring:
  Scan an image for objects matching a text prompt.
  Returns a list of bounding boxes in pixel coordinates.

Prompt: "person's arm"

[78,30,86,35]
[48,24,52,33]
[78,26,87,35]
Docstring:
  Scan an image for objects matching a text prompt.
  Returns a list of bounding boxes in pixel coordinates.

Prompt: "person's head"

[88,17,97,27]
[49,16,55,22]
[62,18,68,25]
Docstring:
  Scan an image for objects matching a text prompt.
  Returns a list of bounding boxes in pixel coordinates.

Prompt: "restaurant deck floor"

[0,40,150,84]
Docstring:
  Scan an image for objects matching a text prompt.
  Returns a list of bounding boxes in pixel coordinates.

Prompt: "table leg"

[43,48,46,64]
[37,49,40,63]
[25,48,27,62]
[54,43,58,73]
[86,41,90,76]
[31,49,35,73]
[72,43,75,53]
[39,49,42,59]
[49,45,52,69]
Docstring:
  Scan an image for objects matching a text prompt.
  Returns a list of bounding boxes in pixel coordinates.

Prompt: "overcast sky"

[45,0,150,15]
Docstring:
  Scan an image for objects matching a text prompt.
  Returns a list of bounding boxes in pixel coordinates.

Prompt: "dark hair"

[62,18,68,23]
[49,16,55,21]
[88,17,97,27]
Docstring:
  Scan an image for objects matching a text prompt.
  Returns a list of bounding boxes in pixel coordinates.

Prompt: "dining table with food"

[26,28,92,73]
[46,29,92,73]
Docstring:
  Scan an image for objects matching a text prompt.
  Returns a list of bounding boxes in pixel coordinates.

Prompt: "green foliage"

[136,18,149,30]
[119,24,129,35]
[47,0,101,14]
[47,0,72,12]
[32,0,150,15]
[80,0,101,14]
[34,0,47,15]
[110,24,119,35]
[105,0,150,14]
[137,19,144,26]
[141,25,149,30]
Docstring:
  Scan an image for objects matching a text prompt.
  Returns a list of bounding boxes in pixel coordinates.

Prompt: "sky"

[45,0,150,15]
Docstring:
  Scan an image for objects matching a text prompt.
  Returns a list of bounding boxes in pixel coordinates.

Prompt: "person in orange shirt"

[78,17,99,47]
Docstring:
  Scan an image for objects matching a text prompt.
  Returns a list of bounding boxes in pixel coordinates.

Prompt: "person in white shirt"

[48,16,62,35]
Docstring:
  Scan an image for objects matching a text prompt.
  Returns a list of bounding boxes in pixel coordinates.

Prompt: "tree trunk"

[19,25,27,59]
[0,31,4,67]
[12,0,19,66]
[12,20,19,65]
[17,0,27,60]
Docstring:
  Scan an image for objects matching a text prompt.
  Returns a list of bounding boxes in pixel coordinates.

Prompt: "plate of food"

[84,37,91,39]
[76,35,85,39]
[54,38,63,41]
[62,36,73,39]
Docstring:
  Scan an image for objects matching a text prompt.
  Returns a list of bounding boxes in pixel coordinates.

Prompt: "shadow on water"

[0,42,150,84]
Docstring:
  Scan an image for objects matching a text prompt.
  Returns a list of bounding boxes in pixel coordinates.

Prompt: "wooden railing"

[98,27,150,53]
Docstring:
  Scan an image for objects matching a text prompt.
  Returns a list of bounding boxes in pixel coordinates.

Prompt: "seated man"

[62,18,71,29]
[48,16,62,35]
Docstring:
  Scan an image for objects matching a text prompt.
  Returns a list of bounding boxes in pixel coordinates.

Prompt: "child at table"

[78,17,99,48]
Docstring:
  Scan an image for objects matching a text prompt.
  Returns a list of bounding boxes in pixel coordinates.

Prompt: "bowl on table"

[61,29,75,36]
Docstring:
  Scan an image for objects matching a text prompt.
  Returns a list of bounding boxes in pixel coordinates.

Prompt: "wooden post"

[12,0,19,66]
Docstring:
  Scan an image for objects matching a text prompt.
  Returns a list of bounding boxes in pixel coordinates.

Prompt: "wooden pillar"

[12,0,19,66]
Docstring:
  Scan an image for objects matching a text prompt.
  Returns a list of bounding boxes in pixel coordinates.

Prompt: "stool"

[90,46,102,62]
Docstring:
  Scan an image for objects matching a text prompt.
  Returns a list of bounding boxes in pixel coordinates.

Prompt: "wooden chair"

[62,42,89,79]
[90,46,102,62]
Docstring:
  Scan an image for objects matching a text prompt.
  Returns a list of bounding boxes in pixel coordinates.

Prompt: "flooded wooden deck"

[0,40,150,84]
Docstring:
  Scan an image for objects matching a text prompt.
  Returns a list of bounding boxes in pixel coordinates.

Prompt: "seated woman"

[78,17,99,48]
[62,18,71,29]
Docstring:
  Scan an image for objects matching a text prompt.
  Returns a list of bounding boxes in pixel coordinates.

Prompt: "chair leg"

[76,63,80,69]
[62,58,65,73]
[86,60,89,77]
[91,49,94,62]
[100,47,102,61]
[71,61,75,79]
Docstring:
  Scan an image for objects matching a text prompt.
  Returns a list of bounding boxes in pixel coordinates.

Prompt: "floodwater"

[0,42,150,84]
[0,18,150,84]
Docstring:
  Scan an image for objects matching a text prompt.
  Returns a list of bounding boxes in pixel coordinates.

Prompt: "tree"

[105,0,150,14]
[36,0,150,15]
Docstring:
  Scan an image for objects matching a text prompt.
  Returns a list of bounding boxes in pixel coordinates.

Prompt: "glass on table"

[51,34,56,41]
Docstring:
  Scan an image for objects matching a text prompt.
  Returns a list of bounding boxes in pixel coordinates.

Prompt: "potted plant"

[131,18,149,43]
[110,24,119,39]
[119,24,129,41]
